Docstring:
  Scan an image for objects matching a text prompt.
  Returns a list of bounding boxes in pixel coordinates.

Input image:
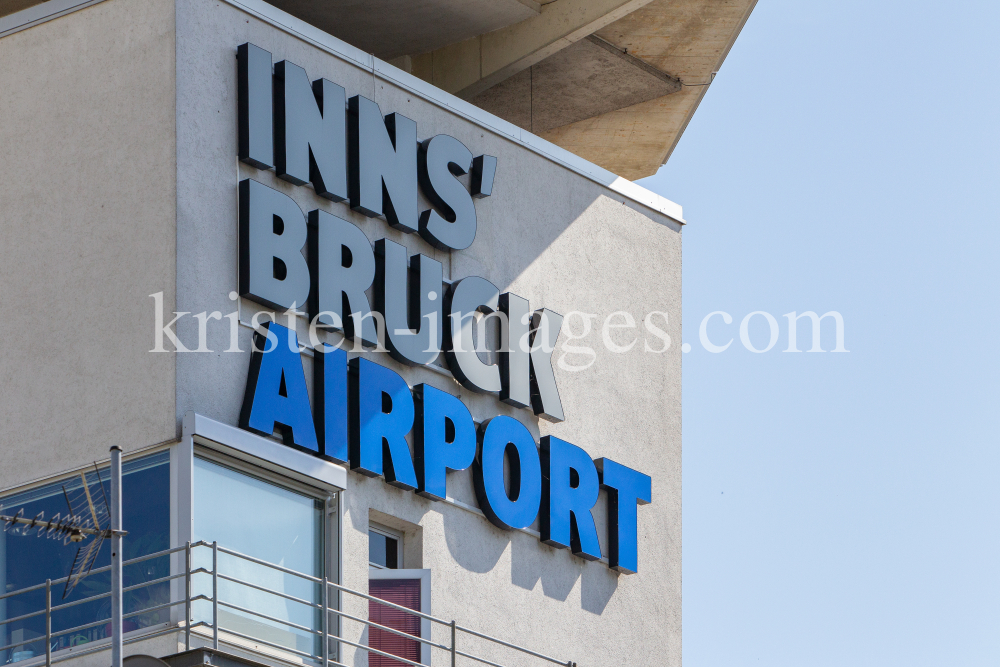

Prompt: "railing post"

[110,446,123,667]
[322,576,329,667]
[212,541,219,650]
[185,541,192,651]
[450,620,456,667]
[45,579,51,667]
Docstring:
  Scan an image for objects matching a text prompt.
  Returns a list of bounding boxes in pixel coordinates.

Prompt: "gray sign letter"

[445,277,502,393]
[274,61,347,202]
[499,292,531,408]
[418,134,476,250]
[348,96,418,233]
[238,179,310,311]
[308,210,378,346]
[530,309,565,422]
[374,239,442,366]
[237,43,273,170]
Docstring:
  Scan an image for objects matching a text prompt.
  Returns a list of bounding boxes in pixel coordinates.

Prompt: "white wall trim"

[182,411,348,490]
[0,0,685,225]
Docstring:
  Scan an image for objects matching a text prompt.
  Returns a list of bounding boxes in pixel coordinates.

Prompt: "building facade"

[0,1,751,666]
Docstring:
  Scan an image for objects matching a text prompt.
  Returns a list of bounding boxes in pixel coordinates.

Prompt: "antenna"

[0,465,124,597]
[62,465,112,599]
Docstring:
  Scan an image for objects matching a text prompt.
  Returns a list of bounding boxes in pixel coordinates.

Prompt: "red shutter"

[369,578,422,666]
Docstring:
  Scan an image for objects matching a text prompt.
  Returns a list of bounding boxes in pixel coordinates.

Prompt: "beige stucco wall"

[172,1,681,666]
[0,0,177,489]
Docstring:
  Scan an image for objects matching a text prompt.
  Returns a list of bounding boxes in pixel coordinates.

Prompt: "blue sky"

[639,1,1000,665]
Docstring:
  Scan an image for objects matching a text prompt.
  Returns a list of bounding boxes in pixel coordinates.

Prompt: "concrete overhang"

[407,0,758,180]
[0,0,37,16]
[263,0,540,60]
[470,35,682,135]
[544,0,759,178]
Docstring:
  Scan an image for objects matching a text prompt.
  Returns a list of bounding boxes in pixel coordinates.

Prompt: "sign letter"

[274,60,347,201]
[237,43,274,170]
[413,384,476,501]
[239,322,318,452]
[473,416,541,531]
[349,357,418,489]
[348,96,418,233]
[238,179,311,311]
[540,436,602,560]
[594,458,652,574]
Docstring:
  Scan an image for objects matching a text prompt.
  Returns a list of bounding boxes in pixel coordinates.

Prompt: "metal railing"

[0,541,577,667]
[0,544,189,666]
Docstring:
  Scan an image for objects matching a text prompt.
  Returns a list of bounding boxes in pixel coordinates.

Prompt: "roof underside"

[265,0,541,60]
[405,0,759,179]
[540,0,758,178]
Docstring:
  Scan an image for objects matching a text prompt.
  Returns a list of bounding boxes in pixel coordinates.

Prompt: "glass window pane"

[385,537,398,569]
[0,452,170,663]
[193,457,323,656]
[368,531,398,569]
[369,531,387,568]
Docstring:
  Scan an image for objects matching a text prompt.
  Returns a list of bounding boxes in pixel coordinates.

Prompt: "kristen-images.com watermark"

[149,293,847,372]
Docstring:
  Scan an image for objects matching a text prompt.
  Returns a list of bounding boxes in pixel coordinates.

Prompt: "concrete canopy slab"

[548,0,757,178]
[404,0,756,179]
[472,35,681,134]
[0,0,45,18]
[265,0,539,60]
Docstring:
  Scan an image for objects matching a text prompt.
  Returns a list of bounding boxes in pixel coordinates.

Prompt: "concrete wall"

[171,1,681,665]
[0,0,177,490]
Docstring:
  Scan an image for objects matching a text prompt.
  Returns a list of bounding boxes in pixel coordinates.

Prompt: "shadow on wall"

[346,475,432,537]
[580,558,618,615]
[511,526,618,614]
[441,500,509,574]
[440,497,619,612]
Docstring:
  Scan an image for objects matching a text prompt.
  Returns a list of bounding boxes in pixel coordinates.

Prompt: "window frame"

[194,446,332,501]
[368,523,404,570]
[0,446,174,661]
[190,452,330,656]
[175,411,347,654]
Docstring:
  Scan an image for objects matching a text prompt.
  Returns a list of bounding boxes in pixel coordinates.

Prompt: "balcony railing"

[0,541,577,667]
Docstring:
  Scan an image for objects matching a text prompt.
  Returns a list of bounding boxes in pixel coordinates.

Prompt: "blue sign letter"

[413,384,476,500]
[540,436,602,560]
[594,458,652,574]
[349,357,417,489]
[239,322,318,452]
[473,416,541,531]
[314,344,348,463]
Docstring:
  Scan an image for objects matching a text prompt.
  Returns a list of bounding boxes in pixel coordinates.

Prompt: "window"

[368,525,403,569]
[368,523,429,665]
[0,451,170,663]
[192,456,325,656]
[368,569,431,666]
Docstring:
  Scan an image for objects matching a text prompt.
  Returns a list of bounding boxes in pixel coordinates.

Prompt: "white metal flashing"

[0,0,104,38]
[0,0,685,225]
[182,411,348,490]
